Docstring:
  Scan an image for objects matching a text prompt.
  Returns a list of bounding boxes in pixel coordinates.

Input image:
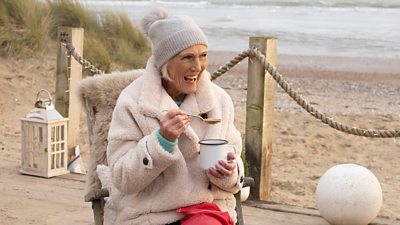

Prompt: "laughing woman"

[106,7,245,225]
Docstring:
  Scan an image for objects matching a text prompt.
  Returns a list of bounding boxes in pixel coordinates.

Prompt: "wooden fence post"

[245,37,277,200]
[55,27,84,159]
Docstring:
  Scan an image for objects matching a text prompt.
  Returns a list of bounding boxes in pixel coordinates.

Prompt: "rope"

[64,43,104,74]
[62,41,399,138]
[212,48,400,138]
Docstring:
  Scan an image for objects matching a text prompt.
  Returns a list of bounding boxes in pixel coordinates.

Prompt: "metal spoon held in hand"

[186,114,221,125]
[161,110,221,125]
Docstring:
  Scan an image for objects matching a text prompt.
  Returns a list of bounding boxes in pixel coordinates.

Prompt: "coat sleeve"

[207,93,244,193]
[106,94,179,195]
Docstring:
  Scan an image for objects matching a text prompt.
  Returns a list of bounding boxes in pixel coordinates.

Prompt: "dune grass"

[0,0,150,72]
[0,0,51,57]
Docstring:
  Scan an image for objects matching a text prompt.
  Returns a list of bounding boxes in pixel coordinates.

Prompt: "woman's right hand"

[160,109,189,141]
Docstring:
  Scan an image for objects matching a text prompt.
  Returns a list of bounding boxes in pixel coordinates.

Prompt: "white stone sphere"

[316,163,382,225]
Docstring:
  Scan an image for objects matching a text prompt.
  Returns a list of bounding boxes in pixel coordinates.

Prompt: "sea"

[80,0,400,59]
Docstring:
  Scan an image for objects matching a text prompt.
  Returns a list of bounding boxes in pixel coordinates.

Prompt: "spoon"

[187,114,221,125]
[161,110,221,124]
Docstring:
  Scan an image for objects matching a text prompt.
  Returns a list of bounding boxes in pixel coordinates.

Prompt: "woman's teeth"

[184,76,197,81]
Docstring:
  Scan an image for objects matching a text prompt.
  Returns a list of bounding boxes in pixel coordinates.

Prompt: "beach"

[1,41,399,224]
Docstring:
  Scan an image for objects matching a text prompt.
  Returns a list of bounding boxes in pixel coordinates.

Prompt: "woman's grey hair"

[160,63,172,82]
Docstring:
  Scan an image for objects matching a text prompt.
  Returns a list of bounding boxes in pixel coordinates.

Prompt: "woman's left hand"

[208,152,236,179]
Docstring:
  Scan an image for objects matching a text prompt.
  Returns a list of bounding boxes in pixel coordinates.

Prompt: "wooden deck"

[1,160,399,225]
[242,200,400,225]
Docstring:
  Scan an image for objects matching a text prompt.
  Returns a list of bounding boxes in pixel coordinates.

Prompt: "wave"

[79,0,400,59]
[84,0,400,9]
[80,0,210,8]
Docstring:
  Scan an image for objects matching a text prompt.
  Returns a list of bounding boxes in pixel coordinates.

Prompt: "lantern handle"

[35,89,53,109]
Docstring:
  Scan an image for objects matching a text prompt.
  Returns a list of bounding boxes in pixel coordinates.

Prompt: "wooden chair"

[77,70,254,225]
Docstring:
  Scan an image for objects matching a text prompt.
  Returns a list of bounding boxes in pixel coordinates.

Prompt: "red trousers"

[177,202,234,225]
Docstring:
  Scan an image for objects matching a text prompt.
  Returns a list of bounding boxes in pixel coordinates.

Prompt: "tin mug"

[199,139,234,170]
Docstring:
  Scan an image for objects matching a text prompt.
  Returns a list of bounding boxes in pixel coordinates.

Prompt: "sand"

[1,43,399,224]
[209,51,400,220]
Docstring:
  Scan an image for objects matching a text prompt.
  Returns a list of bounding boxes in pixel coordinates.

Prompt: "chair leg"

[92,198,105,225]
[234,191,244,225]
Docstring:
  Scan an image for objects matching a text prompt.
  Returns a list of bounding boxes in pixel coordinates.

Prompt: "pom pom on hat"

[140,7,208,69]
[140,7,169,36]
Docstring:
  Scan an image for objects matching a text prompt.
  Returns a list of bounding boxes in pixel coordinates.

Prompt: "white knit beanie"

[141,8,208,70]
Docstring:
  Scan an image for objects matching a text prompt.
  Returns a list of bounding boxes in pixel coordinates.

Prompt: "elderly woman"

[107,8,244,225]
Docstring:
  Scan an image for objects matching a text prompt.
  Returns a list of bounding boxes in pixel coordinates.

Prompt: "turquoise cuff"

[156,129,177,153]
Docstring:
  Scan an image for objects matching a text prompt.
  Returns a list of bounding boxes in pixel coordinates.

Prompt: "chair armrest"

[84,188,110,202]
[243,177,255,188]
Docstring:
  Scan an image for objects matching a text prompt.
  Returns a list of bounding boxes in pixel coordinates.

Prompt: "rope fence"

[63,42,104,74]
[212,48,400,138]
[62,43,400,138]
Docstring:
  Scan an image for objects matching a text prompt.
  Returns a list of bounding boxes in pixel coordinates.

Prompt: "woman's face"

[164,44,208,100]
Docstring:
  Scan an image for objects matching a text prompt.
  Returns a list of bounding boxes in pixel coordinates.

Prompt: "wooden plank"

[245,200,320,217]
[58,172,86,182]
[242,205,330,225]
[67,28,84,159]
[55,27,84,159]
[245,37,277,200]
[260,38,277,200]
[243,201,400,225]
[55,27,69,117]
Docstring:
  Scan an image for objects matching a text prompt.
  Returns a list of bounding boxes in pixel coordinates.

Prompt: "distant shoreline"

[208,51,400,87]
[209,50,400,75]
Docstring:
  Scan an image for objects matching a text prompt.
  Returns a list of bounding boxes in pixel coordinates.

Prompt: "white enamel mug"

[199,139,234,170]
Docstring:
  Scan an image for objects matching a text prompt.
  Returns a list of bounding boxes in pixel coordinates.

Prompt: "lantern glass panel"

[56,153,60,168]
[51,154,55,170]
[56,126,59,142]
[61,125,65,140]
[51,127,56,143]
[39,127,43,142]
[61,152,65,167]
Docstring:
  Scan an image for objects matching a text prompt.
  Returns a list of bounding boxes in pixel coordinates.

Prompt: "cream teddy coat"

[107,57,245,225]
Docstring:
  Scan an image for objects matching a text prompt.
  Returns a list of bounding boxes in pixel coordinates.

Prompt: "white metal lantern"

[20,89,69,178]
